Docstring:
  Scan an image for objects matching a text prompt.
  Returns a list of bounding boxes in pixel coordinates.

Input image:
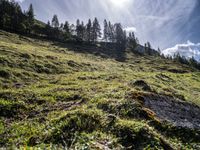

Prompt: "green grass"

[0,30,200,149]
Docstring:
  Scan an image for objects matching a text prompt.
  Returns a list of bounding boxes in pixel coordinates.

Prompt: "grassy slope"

[0,30,200,149]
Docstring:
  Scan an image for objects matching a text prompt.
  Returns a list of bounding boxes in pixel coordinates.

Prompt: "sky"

[16,0,200,59]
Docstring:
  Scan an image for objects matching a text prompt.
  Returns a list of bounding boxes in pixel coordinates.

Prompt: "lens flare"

[109,0,131,7]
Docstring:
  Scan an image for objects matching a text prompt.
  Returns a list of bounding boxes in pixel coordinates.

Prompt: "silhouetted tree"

[144,41,152,55]
[189,57,200,69]
[0,0,25,32]
[108,21,115,42]
[135,38,139,45]
[45,21,52,38]
[92,17,101,42]
[147,42,151,50]
[103,19,109,42]
[157,47,161,56]
[26,3,34,33]
[86,19,92,42]
[114,23,126,46]
[51,15,59,28]
[80,21,85,40]
[76,19,85,41]
[64,21,70,33]
[128,32,137,49]
[76,19,80,36]
[60,23,64,30]
[144,43,147,53]
[63,21,70,39]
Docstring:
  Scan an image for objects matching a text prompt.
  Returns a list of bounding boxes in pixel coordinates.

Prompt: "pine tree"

[147,42,151,50]
[103,19,109,42]
[144,43,147,53]
[63,21,71,39]
[123,30,127,46]
[189,57,198,68]
[147,42,152,55]
[26,3,34,33]
[76,19,80,27]
[51,15,59,28]
[12,2,23,32]
[158,47,161,55]
[76,19,84,40]
[60,23,64,30]
[128,32,137,49]
[45,21,52,37]
[27,4,34,23]
[80,21,85,40]
[76,19,80,37]
[108,21,114,42]
[114,23,124,45]
[92,17,101,42]
[135,38,139,45]
[86,19,92,42]
[75,20,85,41]
[64,21,70,34]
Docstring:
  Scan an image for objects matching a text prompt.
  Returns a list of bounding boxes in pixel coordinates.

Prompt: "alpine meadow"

[0,0,200,149]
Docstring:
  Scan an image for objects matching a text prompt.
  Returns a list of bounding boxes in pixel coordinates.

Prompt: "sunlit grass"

[0,30,200,148]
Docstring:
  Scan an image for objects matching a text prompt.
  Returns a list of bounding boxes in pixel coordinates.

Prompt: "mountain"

[0,30,200,149]
[163,41,200,62]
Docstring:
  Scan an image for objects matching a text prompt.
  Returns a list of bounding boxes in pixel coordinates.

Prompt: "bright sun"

[109,0,130,7]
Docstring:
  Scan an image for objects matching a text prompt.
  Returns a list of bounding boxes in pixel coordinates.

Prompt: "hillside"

[0,30,200,149]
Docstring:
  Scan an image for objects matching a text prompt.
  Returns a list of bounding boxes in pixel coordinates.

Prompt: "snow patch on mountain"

[162,41,200,62]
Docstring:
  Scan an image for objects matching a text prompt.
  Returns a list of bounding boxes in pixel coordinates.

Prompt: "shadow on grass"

[52,41,127,62]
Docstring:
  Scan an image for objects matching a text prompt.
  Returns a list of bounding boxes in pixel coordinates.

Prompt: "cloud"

[15,0,25,2]
[18,0,199,49]
[162,41,200,61]
[124,27,137,33]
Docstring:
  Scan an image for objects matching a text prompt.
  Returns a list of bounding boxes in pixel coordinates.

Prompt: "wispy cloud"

[19,0,198,49]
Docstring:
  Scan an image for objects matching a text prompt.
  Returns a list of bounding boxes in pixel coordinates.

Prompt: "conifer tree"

[86,19,92,42]
[114,23,124,45]
[103,19,109,42]
[76,19,85,40]
[26,4,34,33]
[147,41,152,55]
[144,43,147,53]
[108,21,115,42]
[135,38,139,45]
[45,21,52,37]
[147,42,151,50]
[128,32,137,49]
[80,21,85,40]
[92,17,101,42]
[27,4,34,24]
[158,47,161,55]
[51,15,59,28]
[64,21,70,34]
[63,21,70,39]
